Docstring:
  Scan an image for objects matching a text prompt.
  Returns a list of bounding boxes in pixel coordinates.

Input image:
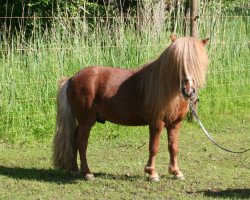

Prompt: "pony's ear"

[171,34,177,42]
[202,38,209,46]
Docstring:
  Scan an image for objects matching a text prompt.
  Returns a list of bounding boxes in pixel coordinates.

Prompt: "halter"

[189,96,250,154]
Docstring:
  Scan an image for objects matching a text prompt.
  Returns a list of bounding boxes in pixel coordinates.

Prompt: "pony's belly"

[107,118,148,126]
[96,109,148,126]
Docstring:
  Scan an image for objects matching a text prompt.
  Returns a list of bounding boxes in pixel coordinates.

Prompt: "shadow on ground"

[0,165,142,184]
[0,165,81,184]
[187,189,250,199]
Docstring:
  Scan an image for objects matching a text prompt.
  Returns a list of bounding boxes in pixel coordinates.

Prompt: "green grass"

[0,117,249,199]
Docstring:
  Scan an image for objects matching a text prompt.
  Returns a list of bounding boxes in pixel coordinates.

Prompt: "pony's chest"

[163,98,189,126]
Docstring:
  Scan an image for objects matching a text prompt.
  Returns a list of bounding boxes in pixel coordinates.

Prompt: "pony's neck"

[137,58,180,98]
[136,57,180,122]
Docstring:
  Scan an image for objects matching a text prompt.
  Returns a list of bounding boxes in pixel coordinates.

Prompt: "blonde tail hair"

[53,77,77,170]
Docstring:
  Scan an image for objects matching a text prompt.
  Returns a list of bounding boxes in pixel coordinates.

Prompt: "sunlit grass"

[0,119,249,199]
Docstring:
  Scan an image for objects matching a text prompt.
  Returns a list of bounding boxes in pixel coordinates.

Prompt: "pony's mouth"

[181,87,196,98]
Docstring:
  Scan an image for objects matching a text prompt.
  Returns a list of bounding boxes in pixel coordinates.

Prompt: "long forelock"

[172,37,209,87]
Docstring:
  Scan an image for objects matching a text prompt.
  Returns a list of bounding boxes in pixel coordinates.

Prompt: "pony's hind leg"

[167,123,184,180]
[76,123,95,181]
[144,122,164,182]
[68,126,79,173]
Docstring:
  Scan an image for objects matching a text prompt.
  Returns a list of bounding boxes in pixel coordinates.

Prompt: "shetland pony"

[53,36,209,181]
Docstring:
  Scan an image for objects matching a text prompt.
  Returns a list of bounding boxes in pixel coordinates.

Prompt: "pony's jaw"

[181,79,196,99]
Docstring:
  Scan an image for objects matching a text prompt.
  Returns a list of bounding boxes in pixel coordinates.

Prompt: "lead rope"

[189,97,250,154]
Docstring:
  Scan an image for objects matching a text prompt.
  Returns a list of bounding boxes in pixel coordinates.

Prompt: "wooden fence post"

[190,0,198,37]
[188,0,199,121]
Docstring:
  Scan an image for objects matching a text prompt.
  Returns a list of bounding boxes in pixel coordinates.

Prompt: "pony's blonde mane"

[138,37,209,123]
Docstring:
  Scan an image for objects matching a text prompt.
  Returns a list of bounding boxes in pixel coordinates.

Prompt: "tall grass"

[0,0,249,142]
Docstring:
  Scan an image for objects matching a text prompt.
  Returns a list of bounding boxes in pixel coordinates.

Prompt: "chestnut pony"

[53,36,209,181]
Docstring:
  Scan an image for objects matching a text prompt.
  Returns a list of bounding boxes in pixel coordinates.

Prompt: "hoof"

[84,173,95,181]
[147,173,160,182]
[174,172,184,180]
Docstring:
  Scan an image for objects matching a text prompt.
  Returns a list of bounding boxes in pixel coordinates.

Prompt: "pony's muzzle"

[181,79,196,98]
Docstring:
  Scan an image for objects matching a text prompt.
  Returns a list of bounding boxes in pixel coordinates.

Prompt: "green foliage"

[0,0,110,36]
[0,0,56,32]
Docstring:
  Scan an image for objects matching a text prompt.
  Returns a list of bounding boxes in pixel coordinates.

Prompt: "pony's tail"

[53,77,77,171]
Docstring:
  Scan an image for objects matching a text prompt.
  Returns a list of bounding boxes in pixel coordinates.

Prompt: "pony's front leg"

[167,123,184,180]
[144,122,164,182]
